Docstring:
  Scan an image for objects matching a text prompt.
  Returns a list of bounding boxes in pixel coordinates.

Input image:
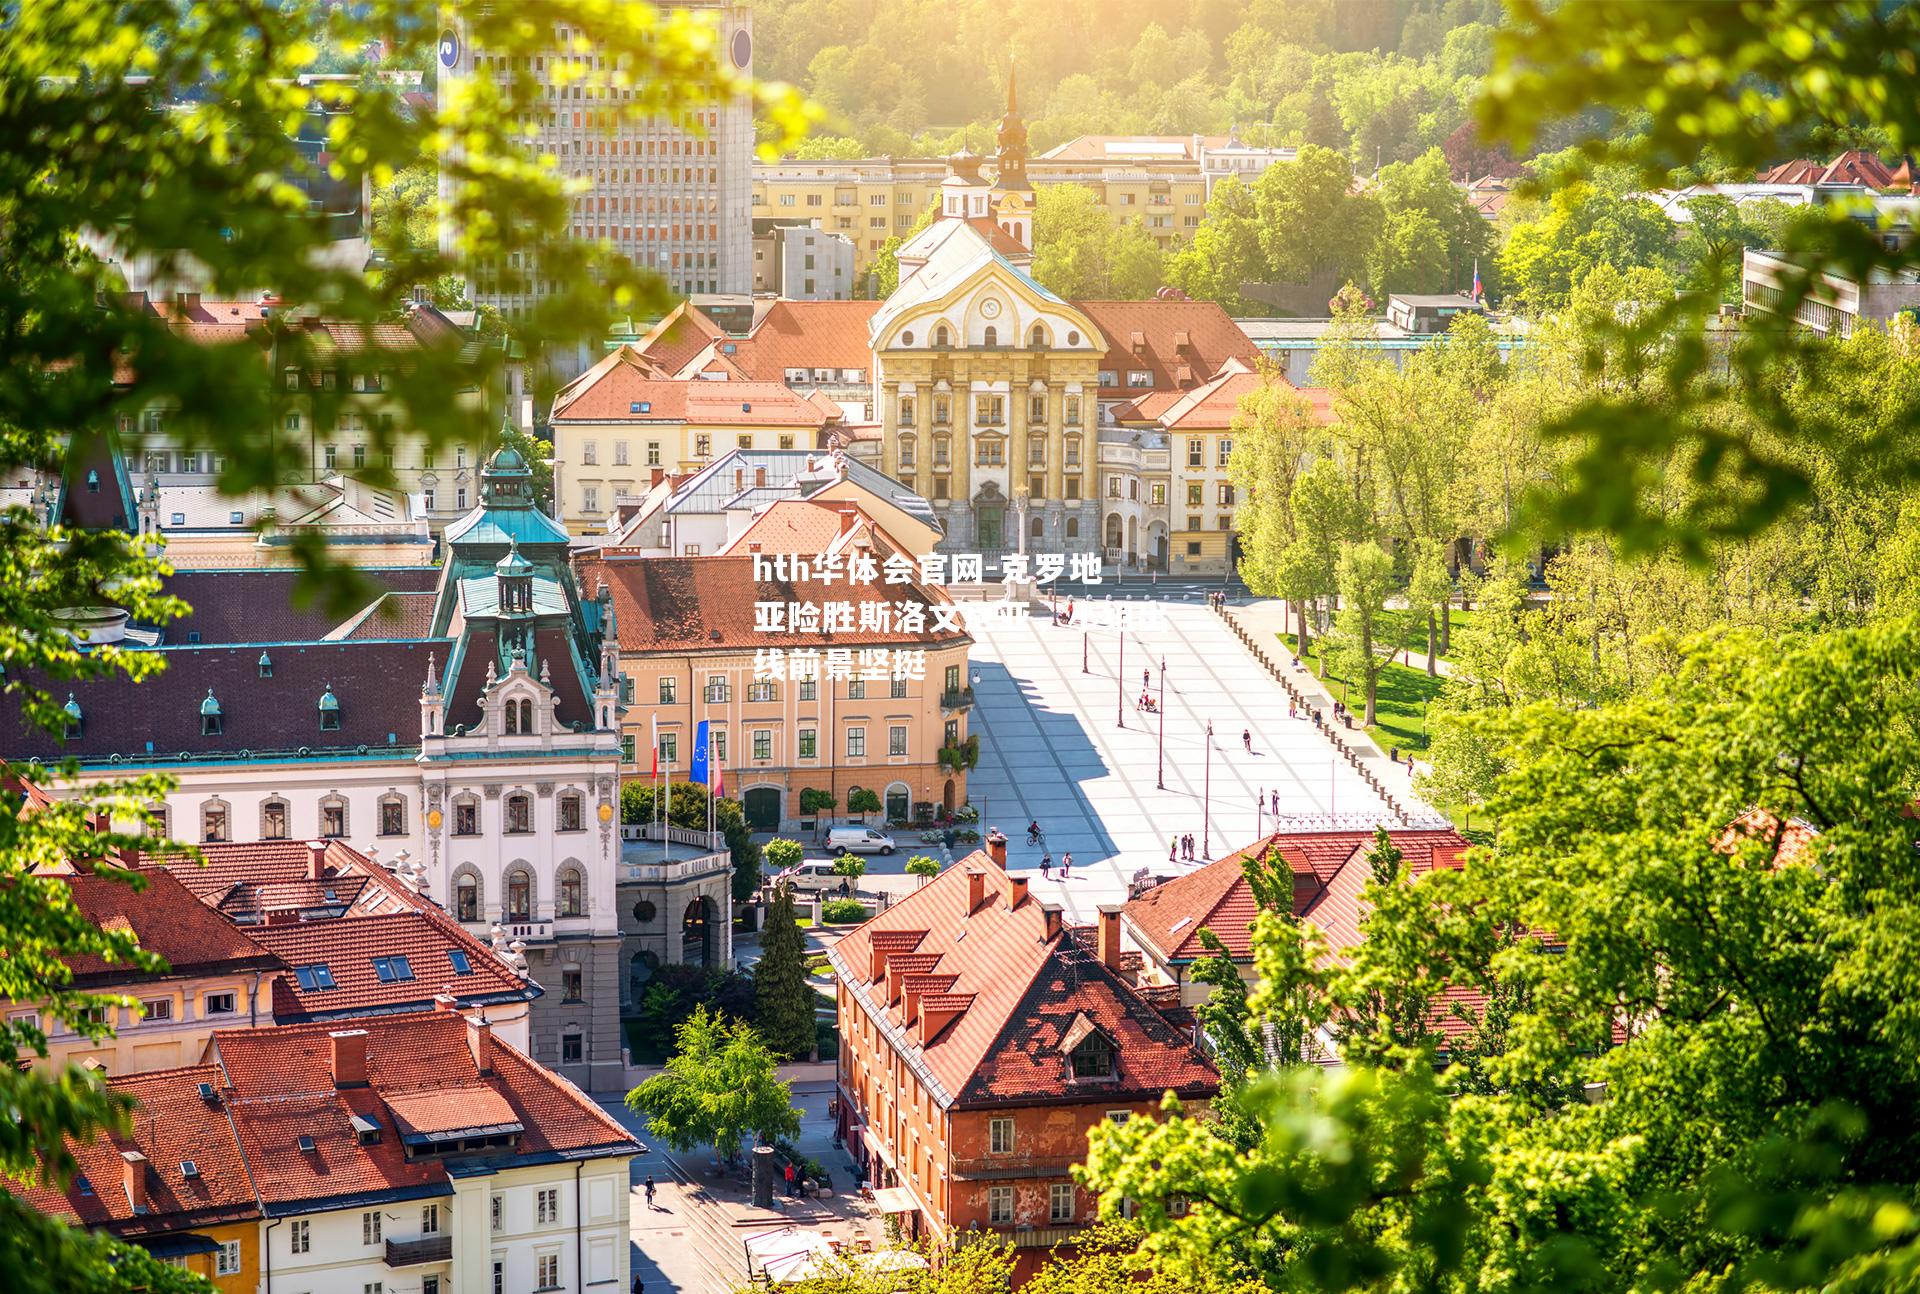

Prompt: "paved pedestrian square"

[963,600,1409,922]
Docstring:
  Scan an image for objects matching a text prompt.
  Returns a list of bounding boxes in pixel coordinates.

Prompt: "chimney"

[1097,904,1123,971]
[467,1014,494,1076]
[651,467,665,487]
[329,1029,369,1088]
[1040,902,1063,942]
[433,992,459,1013]
[984,830,1008,870]
[839,507,857,535]
[121,1150,148,1214]
[306,840,328,881]
[1007,875,1028,908]
[966,869,986,914]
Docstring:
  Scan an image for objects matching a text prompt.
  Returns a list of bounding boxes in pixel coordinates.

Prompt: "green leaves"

[627,1005,801,1160]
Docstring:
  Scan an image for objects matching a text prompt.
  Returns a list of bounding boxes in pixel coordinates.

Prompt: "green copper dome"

[199,688,222,717]
[317,684,339,713]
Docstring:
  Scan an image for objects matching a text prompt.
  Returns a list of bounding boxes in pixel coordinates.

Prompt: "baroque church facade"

[869,75,1109,557]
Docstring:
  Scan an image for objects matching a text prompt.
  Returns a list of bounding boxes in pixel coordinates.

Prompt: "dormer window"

[1070,1032,1114,1078]
[257,652,272,678]
[504,697,534,735]
[62,693,81,739]
[317,685,340,731]
[199,689,223,736]
[86,470,99,493]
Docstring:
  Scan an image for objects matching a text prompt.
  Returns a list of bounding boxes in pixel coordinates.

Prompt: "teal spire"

[199,688,222,717]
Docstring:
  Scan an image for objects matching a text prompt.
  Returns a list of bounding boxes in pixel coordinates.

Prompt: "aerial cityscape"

[6,2,1920,1292]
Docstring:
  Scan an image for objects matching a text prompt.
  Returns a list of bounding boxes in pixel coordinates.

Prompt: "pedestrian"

[1041,852,1052,878]
[1169,837,1178,863]
[1242,727,1252,753]
[1143,669,1151,692]
[644,1174,656,1208]
[634,1275,645,1294]
[1061,852,1072,878]
[784,1161,796,1198]
[1289,701,1297,719]
[1271,789,1279,816]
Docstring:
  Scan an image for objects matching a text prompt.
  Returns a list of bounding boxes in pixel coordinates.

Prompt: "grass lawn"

[1282,632,1444,755]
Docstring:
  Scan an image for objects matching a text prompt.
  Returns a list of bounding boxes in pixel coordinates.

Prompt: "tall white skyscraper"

[436,1,754,378]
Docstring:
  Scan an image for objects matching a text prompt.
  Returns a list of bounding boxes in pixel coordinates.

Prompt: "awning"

[134,1233,221,1259]
[872,1186,919,1215]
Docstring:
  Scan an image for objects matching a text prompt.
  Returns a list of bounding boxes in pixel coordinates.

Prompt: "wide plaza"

[961,595,1419,922]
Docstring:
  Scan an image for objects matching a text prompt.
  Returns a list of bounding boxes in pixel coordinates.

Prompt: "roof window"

[318,685,340,731]
[258,651,272,678]
[371,955,414,983]
[448,949,473,975]
[199,689,223,736]
[294,964,337,991]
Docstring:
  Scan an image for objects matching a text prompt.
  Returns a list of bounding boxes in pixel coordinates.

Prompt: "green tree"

[1367,147,1492,297]
[369,161,438,255]
[1283,459,1367,669]
[1406,538,1453,676]
[1328,540,1404,727]
[846,786,882,823]
[500,422,556,512]
[1228,370,1328,610]
[1031,184,1115,300]
[1165,176,1266,313]
[831,855,867,883]
[753,884,817,1061]
[628,1006,801,1165]
[1251,143,1381,290]
[0,5,800,1284]
[621,781,762,901]
[869,203,935,298]
[1496,179,1676,309]
[763,837,804,875]
[905,854,941,882]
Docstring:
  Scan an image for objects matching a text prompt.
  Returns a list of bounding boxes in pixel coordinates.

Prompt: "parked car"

[786,859,845,891]
[827,826,897,856]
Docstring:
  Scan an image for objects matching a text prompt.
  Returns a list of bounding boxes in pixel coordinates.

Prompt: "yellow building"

[866,142,1106,556]
[582,550,975,829]
[18,869,280,1078]
[547,345,835,531]
[752,132,1289,276]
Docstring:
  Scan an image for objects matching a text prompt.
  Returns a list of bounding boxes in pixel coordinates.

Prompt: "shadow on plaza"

[964,656,1124,864]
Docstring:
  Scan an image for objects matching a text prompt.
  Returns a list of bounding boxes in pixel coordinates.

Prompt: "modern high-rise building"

[436,2,755,378]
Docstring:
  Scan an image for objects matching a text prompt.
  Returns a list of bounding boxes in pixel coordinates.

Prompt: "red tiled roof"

[1076,299,1260,397]
[550,370,831,428]
[384,1083,520,1137]
[16,1064,259,1237]
[1111,390,1183,423]
[579,555,970,653]
[717,499,854,557]
[145,840,409,912]
[213,1012,638,1209]
[60,869,280,984]
[636,303,729,374]
[1151,361,1336,432]
[1755,149,1905,189]
[1124,828,1472,963]
[832,855,1217,1108]
[161,566,440,645]
[721,300,881,381]
[249,911,531,1020]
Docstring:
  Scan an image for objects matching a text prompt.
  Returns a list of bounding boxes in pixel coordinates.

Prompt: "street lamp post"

[1082,629,1089,675]
[1117,629,1125,730]
[1156,657,1166,789]
[1203,719,1213,859]
[1257,786,1264,838]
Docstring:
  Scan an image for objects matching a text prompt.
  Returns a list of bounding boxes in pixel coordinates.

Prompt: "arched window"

[317,686,340,732]
[898,434,917,469]
[557,868,584,918]
[452,795,480,836]
[378,794,406,837]
[559,791,584,832]
[519,699,534,732]
[1031,515,1045,539]
[1067,329,1081,346]
[1066,516,1081,540]
[505,793,532,834]
[261,798,290,840]
[504,698,520,734]
[319,795,348,839]
[454,872,480,923]
[933,324,951,347]
[901,330,915,346]
[982,325,997,348]
[505,869,532,922]
[201,800,230,844]
[1029,324,1046,347]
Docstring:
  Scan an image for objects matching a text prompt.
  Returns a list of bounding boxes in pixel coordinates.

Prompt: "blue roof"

[442,505,572,549]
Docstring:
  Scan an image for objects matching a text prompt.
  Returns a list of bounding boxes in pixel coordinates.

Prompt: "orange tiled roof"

[212,1012,637,1210]
[18,1063,260,1237]
[61,869,280,984]
[832,854,1217,1107]
[1077,299,1260,396]
[721,300,881,381]
[550,370,831,428]
[635,302,730,374]
[1124,828,1471,964]
[718,499,855,557]
[1153,360,1336,431]
[248,911,532,1021]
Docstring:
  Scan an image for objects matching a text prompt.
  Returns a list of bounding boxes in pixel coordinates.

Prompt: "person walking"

[784,1161,797,1198]
[1041,851,1052,878]
[644,1175,656,1208]
[1143,669,1151,692]
[1242,727,1252,753]
[1271,789,1279,817]
[1061,852,1072,879]
[1169,837,1178,863]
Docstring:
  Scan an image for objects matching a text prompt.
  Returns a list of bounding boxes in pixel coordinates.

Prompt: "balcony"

[385,1236,453,1268]
[940,687,974,712]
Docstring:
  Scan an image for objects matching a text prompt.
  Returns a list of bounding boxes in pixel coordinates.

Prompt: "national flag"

[713,756,724,798]
[1471,259,1483,302]
[649,714,659,779]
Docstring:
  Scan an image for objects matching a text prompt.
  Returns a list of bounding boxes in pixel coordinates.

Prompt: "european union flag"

[688,719,711,786]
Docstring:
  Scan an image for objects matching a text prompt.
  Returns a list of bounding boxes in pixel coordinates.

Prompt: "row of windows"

[899,393,1083,427]
[898,432,1082,468]
[453,867,586,924]
[187,793,389,844]
[1186,436,1234,467]
[896,473,1086,504]
[628,722,918,766]
[1108,477,1170,506]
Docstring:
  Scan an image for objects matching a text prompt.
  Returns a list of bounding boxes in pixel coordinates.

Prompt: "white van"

[827,826,897,856]
[787,859,844,891]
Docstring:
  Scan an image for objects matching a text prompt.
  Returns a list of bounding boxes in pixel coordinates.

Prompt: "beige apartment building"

[752,134,1295,276]
[580,553,974,832]
[548,345,834,530]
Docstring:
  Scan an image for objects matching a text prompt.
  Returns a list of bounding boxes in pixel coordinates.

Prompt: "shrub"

[821,898,869,924]
[764,837,804,873]
[906,855,941,880]
[832,854,866,880]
